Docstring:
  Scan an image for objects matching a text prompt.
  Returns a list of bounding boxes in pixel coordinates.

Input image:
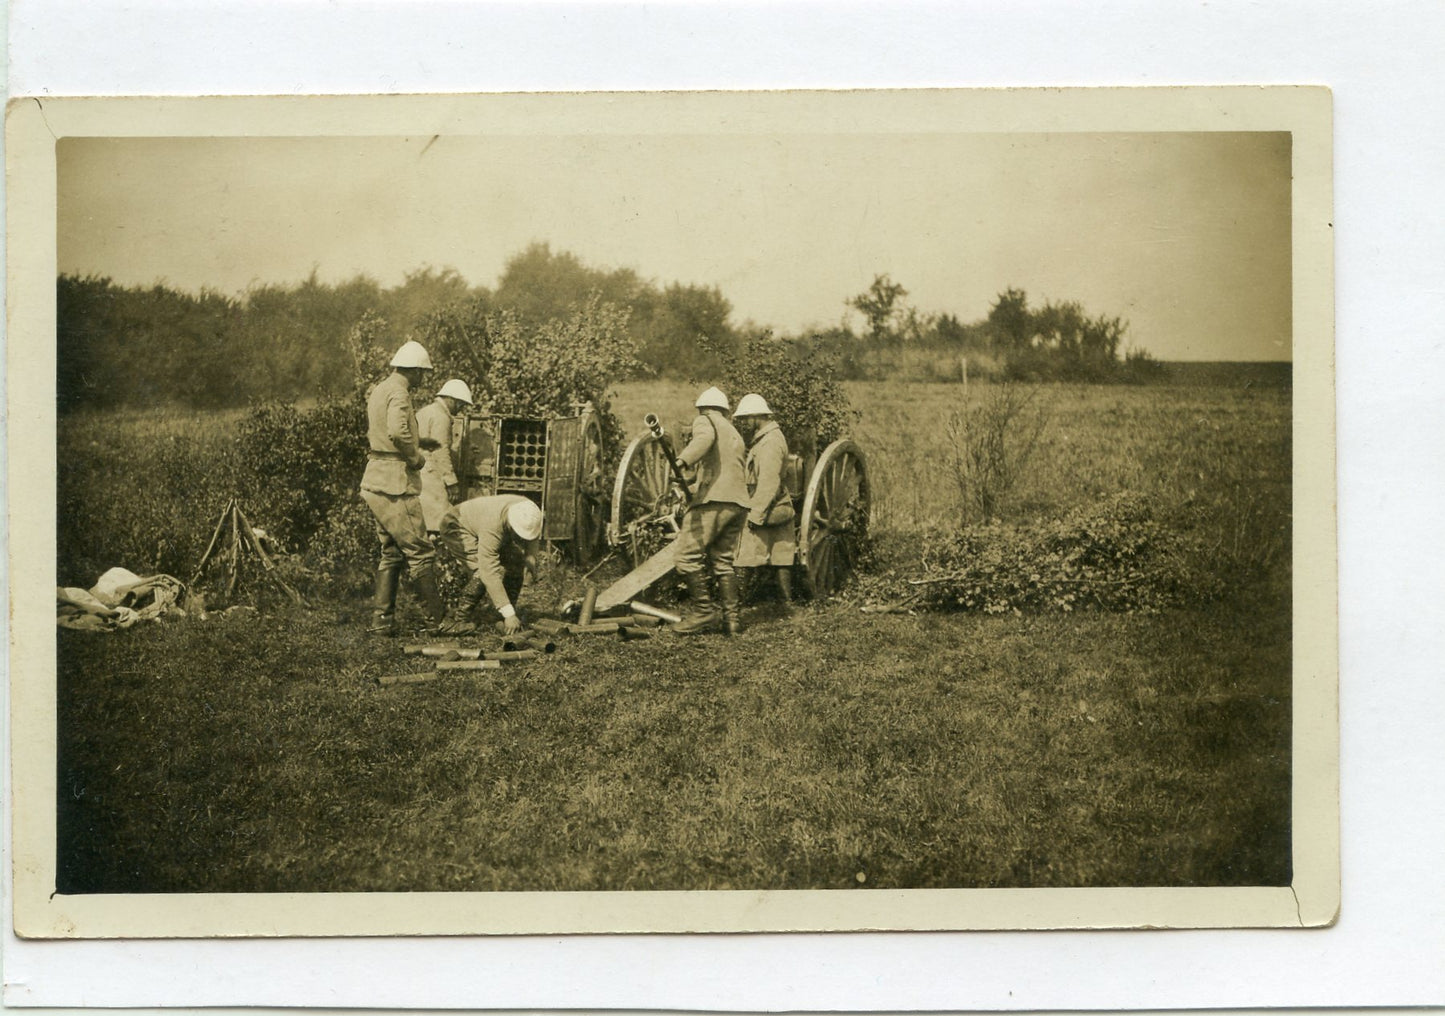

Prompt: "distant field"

[1162,361,1292,388]
[611,377,1290,540]
[55,377,1293,892]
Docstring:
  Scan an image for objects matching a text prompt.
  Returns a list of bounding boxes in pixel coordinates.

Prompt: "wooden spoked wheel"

[571,414,608,566]
[610,434,686,568]
[798,439,871,598]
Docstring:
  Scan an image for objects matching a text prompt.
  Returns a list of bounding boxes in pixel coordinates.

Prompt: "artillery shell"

[578,586,599,626]
[618,626,655,642]
[482,649,540,662]
[377,672,438,687]
[435,659,503,671]
[619,614,662,628]
[629,601,682,625]
[421,645,464,658]
[404,640,460,655]
[564,621,620,634]
[503,638,557,654]
[531,619,572,637]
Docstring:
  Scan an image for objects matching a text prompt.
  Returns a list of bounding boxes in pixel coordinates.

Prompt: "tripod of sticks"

[188,498,305,607]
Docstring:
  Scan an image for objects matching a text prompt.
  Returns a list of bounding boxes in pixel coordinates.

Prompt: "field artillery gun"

[453,402,609,566]
[595,416,871,612]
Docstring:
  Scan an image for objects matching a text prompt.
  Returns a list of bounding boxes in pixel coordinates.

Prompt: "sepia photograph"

[9,88,1336,937]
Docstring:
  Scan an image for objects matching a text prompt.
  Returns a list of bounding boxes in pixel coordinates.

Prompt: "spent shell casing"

[405,640,460,655]
[377,672,437,687]
[435,659,503,671]
[629,601,682,625]
[482,649,540,662]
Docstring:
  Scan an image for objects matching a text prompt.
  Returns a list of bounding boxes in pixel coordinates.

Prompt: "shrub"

[232,297,647,591]
[944,381,1050,523]
[717,333,857,459]
[1121,346,1168,384]
[908,493,1223,615]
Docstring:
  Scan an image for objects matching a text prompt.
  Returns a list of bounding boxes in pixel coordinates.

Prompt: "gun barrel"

[645,414,693,498]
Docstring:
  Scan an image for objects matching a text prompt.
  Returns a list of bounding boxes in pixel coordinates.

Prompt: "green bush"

[718,334,857,459]
[910,493,1222,615]
[231,297,646,591]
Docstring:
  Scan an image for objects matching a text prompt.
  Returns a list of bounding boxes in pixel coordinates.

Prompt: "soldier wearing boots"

[732,393,798,609]
[670,386,750,636]
[359,340,446,635]
[437,494,544,636]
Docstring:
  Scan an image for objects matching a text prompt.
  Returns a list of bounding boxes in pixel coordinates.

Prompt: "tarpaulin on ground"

[57,567,187,632]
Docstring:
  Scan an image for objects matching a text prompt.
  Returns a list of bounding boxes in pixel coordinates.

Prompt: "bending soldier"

[360,340,446,635]
[416,378,474,536]
[438,494,544,636]
[670,386,751,636]
[732,393,798,609]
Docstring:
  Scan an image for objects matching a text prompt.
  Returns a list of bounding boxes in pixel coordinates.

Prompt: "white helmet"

[438,378,474,404]
[695,386,729,410]
[733,393,773,418]
[389,340,434,369]
[506,499,544,541]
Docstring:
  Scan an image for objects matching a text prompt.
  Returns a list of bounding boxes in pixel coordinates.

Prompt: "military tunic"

[359,371,436,571]
[438,494,537,614]
[673,409,749,578]
[416,396,459,532]
[736,419,798,567]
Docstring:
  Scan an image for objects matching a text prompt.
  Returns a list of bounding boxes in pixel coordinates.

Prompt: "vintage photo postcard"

[7,87,1336,937]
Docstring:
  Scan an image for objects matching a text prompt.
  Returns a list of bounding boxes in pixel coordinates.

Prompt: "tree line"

[57,247,1160,412]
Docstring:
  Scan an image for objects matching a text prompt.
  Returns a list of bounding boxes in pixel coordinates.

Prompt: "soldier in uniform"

[416,378,474,536]
[360,340,446,635]
[436,494,544,636]
[732,393,798,609]
[670,386,751,636]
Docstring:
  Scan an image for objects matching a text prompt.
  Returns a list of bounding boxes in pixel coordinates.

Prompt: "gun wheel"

[570,413,608,566]
[610,433,685,569]
[799,439,870,599]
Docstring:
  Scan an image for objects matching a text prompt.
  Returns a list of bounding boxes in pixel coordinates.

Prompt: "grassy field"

[55,375,1292,892]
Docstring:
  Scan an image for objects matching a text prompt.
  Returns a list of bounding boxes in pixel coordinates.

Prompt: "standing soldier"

[732,393,798,609]
[416,378,474,536]
[359,340,446,635]
[670,386,750,636]
[437,494,544,636]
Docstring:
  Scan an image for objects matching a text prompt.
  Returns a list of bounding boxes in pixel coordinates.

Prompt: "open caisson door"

[545,411,608,566]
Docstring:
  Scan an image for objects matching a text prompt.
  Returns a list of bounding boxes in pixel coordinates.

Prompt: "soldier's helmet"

[506,499,544,541]
[438,378,474,404]
[390,340,434,370]
[694,386,729,410]
[733,393,773,418]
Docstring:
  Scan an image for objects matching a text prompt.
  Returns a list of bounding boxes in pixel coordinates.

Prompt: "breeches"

[674,503,747,577]
[360,490,437,574]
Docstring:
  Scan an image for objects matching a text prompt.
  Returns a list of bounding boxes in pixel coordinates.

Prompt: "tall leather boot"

[368,566,401,636]
[671,570,720,635]
[718,573,744,636]
[440,576,484,635]
[411,566,447,631]
[775,566,794,611]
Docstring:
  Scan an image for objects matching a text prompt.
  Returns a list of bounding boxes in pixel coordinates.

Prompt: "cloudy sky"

[58,130,1291,361]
